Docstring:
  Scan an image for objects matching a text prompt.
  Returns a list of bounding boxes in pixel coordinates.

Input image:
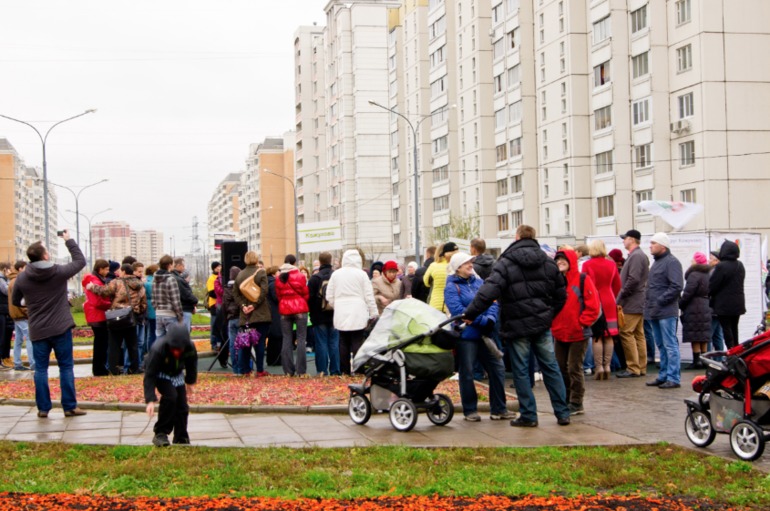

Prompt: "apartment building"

[91,221,132,262]
[207,172,242,250]
[0,139,58,261]
[130,230,164,267]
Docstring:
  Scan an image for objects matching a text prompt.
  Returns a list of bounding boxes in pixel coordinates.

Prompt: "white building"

[130,230,164,267]
[207,172,242,251]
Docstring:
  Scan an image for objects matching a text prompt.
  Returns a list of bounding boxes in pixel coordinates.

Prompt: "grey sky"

[0,0,324,255]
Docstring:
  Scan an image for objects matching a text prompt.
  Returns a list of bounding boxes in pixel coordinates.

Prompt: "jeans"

[280,313,307,376]
[13,319,34,370]
[182,312,193,332]
[228,319,241,373]
[239,322,270,375]
[644,319,656,363]
[314,323,340,376]
[156,315,180,344]
[136,321,146,365]
[506,331,570,423]
[210,306,223,349]
[651,316,680,384]
[710,317,725,352]
[456,337,507,415]
[32,330,77,413]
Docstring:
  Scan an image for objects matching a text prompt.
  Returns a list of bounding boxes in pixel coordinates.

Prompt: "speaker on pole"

[221,241,248,280]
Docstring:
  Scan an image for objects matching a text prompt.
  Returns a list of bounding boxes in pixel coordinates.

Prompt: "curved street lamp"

[53,179,109,247]
[67,207,111,268]
[0,109,97,248]
[262,168,300,257]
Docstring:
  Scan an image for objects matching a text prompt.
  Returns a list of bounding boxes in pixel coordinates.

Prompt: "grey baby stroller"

[348,299,460,432]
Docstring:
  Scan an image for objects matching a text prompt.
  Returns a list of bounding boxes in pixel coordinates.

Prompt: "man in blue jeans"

[644,233,684,389]
[463,225,571,427]
[11,231,86,418]
[307,252,340,376]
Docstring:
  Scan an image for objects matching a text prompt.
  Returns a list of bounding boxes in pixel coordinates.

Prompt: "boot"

[593,342,604,380]
[602,339,613,380]
[686,352,702,370]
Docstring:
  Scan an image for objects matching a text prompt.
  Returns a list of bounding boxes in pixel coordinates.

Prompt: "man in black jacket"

[463,225,570,427]
[144,322,198,446]
[307,252,340,375]
[470,238,495,280]
[411,246,436,303]
[172,257,198,332]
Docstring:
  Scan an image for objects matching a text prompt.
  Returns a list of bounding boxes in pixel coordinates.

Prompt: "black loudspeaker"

[221,241,248,281]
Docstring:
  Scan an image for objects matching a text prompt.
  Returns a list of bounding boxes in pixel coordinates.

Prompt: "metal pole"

[294,186,300,257]
[411,125,420,265]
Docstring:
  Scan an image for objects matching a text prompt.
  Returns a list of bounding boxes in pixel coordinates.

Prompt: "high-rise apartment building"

[207,172,242,250]
[91,221,132,262]
[130,230,164,267]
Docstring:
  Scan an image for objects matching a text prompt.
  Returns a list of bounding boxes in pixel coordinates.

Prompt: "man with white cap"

[644,232,684,389]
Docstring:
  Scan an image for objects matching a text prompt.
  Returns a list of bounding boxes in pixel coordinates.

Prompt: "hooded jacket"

[444,273,499,340]
[326,249,378,331]
[644,249,684,320]
[275,265,309,316]
[709,240,746,316]
[680,264,712,343]
[464,238,567,340]
[11,239,86,341]
[7,270,27,321]
[172,270,198,313]
[151,269,183,320]
[472,253,496,280]
[233,265,270,325]
[89,275,148,315]
[81,272,112,325]
[308,264,335,325]
[143,323,198,402]
[551,250,601,342]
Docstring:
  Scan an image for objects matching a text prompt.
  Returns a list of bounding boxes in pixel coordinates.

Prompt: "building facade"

[91,221,132,262]
[130,230,164,267]
[207,172,242,252]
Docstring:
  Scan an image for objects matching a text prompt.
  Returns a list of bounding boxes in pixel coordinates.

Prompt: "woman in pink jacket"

[81,259,113,377]
[275,255,310,377]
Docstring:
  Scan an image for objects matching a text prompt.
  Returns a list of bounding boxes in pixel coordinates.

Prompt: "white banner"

[637,200,704,230]
[297,221,343,253]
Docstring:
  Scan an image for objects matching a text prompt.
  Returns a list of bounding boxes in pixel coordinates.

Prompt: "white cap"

[448,252,475,275]
[650,232,671,249]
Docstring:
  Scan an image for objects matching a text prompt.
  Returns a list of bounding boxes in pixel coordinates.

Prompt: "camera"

[57,230,65,237]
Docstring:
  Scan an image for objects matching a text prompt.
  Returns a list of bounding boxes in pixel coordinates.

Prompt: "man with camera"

[11,230,87,418]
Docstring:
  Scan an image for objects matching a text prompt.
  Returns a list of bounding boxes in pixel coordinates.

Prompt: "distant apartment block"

[91,221,132,262]
[207,172,242,251]
[130,230,164,267]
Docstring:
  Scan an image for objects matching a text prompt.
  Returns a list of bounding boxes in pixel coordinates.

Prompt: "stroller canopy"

[352,298,452,372]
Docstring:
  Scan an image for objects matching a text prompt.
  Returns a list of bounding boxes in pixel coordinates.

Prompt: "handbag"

[239,269,263,303]
[106,280,137,330]
[234,327,261,350]
[616,304,626,329]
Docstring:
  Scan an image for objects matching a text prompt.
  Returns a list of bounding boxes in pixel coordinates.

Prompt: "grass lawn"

[0,443,767,507]
[71,312,211,327]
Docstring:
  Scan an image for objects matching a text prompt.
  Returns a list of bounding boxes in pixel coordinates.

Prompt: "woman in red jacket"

[81,259,113,377]
[275,255,310,377]
[551,249,601,416]
[582,239,622,380]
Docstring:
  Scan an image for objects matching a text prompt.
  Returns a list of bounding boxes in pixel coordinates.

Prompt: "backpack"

[319,276,333,311]
[571,273,606,339]
[239,269,263,303]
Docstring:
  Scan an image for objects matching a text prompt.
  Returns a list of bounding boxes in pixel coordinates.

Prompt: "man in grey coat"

[616,229,649,378]
[644,232,684,389]
[11,231,87,418]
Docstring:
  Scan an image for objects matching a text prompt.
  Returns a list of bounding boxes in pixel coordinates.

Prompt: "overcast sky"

[0,0,325,256]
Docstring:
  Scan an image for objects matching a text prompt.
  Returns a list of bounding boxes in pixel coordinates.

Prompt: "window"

[433,195,450,211]
[393,207,400,222]
[391,157,399,172]
[390,131,398,148]
[593,16,611,44]
[543,168,549,198]
[511,174,522,193]
[541,90,547,120]
[429,45,445,67]
[492,3,502,23]
[495,108,506,129]
[631,5,647,33]
[432,135,448,154]
[508,29,519,49]
[594,105,612,131]
[677,44,693,72]
[433,165,449,182]
[678,92,694,118]
[635,144,652,169]
[595,151,613,174]
[594,61,611,87]
[496,178,509,197]
[430,77,446,97]
[509,137,522,157]
[597,195,615,218]
[393,233,400,247]
[507,0,520,13]
[676,0,691,25]
[679,141,695,166]
[632,98,650,125]
[392,182,399,196]
[497,213,510,232]
[493,38,504,59]
[564,204,571,233]
[681,188,696,202]
[509,101,522,123]
[511,210,523,229]
[544,207,550,234]
[636,190,653,213]
[496,143,508,162]
[429,16,446,38]
[563,164,569,194]
[494,73,503,93]
[632,52,649,78]
[432,107,449,124]
[507,65,520,86]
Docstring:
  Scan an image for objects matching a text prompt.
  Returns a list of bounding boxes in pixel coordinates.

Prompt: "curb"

[47,350,218,366]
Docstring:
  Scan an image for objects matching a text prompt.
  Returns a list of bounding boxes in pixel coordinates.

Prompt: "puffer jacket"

[326,250,378,331]
[444,273,498,340]
[551,250,601,342]
[423,260,449,312]
[372,275,402,314]
[81,272,112,325]
[472,253,496,280]
[680,264,712,343]
[709,240,746,316]
[464,238,567,340]
[90,275,147,315]
[644,249,683,320]
[275,265,309,316]
[233,265,270,325]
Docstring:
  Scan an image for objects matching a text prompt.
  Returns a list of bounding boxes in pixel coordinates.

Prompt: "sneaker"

[256,371,270,378]
[615,370,640,378]
[63,408,87,417]
[37,410,48,418]
[583,368,594,376]
[172,436,191,445]
[510,417,538,428]
[557,416,571,426]
[464,413,481,422]
[568,403,585,416]
[153,433,171,447]
[14,365,31,371]
[658,381,681,389]
[490,410,517,420]
[533,371,543,382]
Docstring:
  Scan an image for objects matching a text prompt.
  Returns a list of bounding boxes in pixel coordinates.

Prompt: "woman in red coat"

[582,239,622,380]
[275,255,310,377]
[81,259,113,377]
[551,249,601,415]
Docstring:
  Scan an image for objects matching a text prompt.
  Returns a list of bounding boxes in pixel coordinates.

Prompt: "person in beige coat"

[372,260,402,314]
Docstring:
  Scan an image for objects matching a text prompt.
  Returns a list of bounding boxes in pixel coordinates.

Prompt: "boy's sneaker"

[568,403,585,416]
[153,433,170,447]
[510,417,538,428]
[464,413,481,422]
[14,365,30,371]
[490,410,517,420]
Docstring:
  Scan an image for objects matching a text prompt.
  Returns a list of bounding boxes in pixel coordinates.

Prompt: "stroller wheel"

[684,410,715,447]
[389,398,418,432]
[348,394,372,425]
[427,393,454,426]
[730,420,766,461]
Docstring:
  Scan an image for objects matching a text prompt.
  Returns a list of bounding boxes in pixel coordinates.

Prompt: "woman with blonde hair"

[423,242,459,313]
[581,239,621,380]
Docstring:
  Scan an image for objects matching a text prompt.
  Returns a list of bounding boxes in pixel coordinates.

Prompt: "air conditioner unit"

[670,120,691,134]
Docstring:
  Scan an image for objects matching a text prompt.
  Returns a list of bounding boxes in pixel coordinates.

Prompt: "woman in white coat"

[326,249,378,375]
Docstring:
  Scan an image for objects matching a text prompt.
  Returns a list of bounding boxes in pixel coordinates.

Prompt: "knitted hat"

[383,260,399,272]
[108,260,120,273]
[608,249,625,265]
[448,252,475,275]
[693,252,707,265]
[650,232,671,249]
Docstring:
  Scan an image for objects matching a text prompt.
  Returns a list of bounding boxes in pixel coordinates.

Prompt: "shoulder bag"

[105,280,137,330]
[239,269,263,303]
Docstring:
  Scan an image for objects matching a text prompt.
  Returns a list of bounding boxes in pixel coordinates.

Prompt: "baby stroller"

[348,299,460,432]
[684,330,770,461]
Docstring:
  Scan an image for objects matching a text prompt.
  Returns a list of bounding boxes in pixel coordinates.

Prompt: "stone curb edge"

[46,350,217,366]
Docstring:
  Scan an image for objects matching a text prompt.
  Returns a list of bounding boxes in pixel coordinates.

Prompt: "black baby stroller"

[684,330,770,461]
[348,298,460,432]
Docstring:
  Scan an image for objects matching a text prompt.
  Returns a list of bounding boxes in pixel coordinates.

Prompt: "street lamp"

[67,207,111,268]
[52,179,109,247]
[262,168,300,257]
[368,100,454,265]
[0,109,97,248]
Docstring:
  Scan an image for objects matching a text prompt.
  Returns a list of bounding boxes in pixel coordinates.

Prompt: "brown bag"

[239,269,263,303]
[616,304,626,329]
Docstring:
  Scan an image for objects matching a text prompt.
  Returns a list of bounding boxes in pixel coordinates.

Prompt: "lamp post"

[68,208,111,269]
[262,168,300,257]
[52,179,109,247]
[0,109,97,248]
[368,100,453,265]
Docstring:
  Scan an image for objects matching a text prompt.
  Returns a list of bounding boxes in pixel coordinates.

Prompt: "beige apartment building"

[130,230,164,267]
[207,172,241,250]
[91,221,132,262]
